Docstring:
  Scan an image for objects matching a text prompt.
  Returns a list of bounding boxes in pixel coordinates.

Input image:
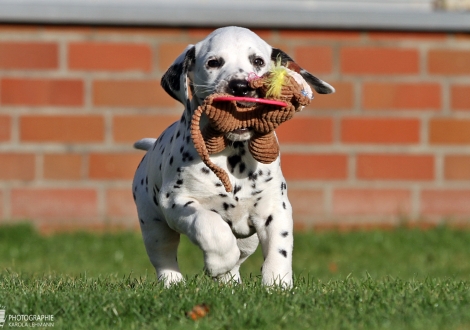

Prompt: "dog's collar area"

[212,96,287,107]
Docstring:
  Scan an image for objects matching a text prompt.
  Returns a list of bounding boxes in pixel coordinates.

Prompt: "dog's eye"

[253,57,265,67]
[207,59,222,68]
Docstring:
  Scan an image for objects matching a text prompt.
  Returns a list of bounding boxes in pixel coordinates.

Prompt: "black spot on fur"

[215,182,223,187]
[186,136,190,144]
[184,201,194,207]
[252,190,263,195]
[219,193,228,198]
[145,176,148,185]
[153,218,161,222]
[169,156,174,165]
[166,192,170,198]
[223,202,230,211]
[282,202,286,209]
[279,249,287,258]
[248,171,258,181]
[153,194,158,206]
[173,185,181,189]
[265,215,273,226]
[239,162,246,174]
[133,192,136,201]
[228,155,241,173]
[233,185,242,195]
[265,177,273,182]
[176,130,180,138]
[227,220,233,227]
[177,167,182,173]
[140,218,144,224]
[140,178,144,185]
[258,169,263,176]
[176,179,183,185]
[281,231,289,237]
[201,167,210,174]
[172,203,176,209]
[180,146,184,153]
[210,209,219,214]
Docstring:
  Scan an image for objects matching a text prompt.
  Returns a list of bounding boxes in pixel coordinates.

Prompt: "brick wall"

[0,25,469,231]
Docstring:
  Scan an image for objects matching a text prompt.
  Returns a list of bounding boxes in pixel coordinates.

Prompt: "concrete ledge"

[0,0,469,32]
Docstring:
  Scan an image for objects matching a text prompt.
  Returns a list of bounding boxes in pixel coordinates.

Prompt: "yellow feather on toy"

[265,57,289,99]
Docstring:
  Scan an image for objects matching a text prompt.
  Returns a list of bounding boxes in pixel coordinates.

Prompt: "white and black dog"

[133,26,334,287]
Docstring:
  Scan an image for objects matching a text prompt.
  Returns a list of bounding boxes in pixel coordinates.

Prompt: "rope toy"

[190,64,313,192]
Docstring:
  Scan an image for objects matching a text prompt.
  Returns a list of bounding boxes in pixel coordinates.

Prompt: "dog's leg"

[162,200,241,280]
[137,205,184,286]
[218,234,259,283]
[255,201,294,288]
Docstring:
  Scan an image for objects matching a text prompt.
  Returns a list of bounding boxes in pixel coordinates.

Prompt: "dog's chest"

[175,141,282,238]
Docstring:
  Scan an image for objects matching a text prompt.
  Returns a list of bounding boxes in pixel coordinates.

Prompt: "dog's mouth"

[225,127,254,141]
[213,96,288,108]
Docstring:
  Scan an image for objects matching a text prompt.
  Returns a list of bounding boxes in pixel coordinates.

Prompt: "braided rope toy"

[190,65,313,192]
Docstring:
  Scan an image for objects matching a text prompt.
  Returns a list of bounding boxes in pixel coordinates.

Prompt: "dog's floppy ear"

[161,45,196,106]
[271,48,335,94]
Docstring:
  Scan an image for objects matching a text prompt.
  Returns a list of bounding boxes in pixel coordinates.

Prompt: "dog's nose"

[228,79,252,96]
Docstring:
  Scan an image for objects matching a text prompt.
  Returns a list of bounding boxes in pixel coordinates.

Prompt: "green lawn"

[1,224,470,329]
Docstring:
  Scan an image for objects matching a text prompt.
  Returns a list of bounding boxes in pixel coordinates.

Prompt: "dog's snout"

[228,79,252,96]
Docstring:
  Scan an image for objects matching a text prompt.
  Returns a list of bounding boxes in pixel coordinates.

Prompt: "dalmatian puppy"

[133,26,334,287]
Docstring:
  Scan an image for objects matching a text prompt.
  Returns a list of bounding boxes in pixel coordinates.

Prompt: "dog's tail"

[133,138,157,151]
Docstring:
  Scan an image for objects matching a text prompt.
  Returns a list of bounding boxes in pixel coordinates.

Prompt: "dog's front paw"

[204,245,240,278]
[158,270,185,287]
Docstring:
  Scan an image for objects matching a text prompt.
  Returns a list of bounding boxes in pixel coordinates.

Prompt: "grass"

[1,224,470,329]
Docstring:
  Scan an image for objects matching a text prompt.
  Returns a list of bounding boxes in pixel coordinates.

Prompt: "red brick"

[288,189,324,224]
[42,25,93,35]
[341,47,419,75]
[0,25,39,33]
[333,188,411,215]
[43,154,82,180]
[93,80,176,108]
[68,42,152,72]
[158,42,191,71]
[0,116,11,141]
[89,153,143,180]
[428,49,470,75]
[11,188,98,220]
[444,155,470,180]
[276,117,333,144]
[294,46,333,74]
[106,188,138,218]
[20,115,104,142]
[0,153,35,181]
[429,119,470,144]
[362,82,441,110]
[0,42,58,69]
[421,190,470,216]
[96,26,181,37]
[113,115,180,142]
[1,78,83,106]
[451,85,470,110]
[307,81,354,110]
[368,31,447,41]
[279,30,361,41]
[357,154,434,180]
[341,118,420,144]
[281,154,348,180]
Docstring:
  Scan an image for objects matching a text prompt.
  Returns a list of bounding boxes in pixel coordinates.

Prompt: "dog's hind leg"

[139,212,184,286]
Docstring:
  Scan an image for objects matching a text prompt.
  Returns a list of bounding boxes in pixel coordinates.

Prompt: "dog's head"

[161,26,334,141]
